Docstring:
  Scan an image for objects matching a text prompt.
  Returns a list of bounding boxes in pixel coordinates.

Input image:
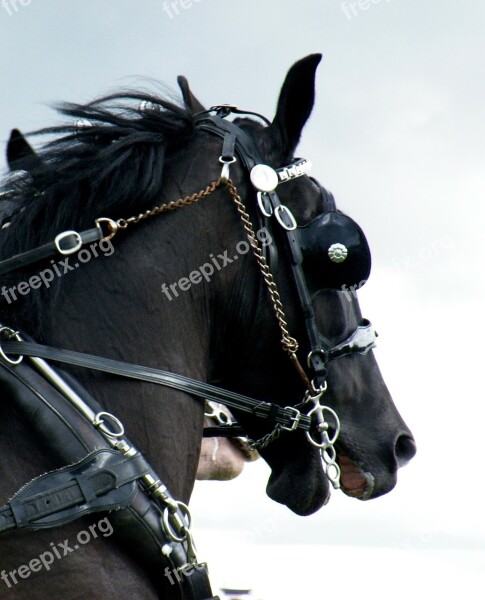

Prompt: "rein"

[0,337,314,435]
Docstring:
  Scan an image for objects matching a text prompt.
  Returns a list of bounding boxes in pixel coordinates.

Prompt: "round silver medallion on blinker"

[328,243,348,263]
[250,164,279,192]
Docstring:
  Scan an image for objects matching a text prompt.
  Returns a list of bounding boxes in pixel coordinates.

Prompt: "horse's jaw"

[261,429,415,512]
[262,441,331,516]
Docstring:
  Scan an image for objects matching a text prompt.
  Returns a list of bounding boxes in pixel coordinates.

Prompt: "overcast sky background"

[1,1,484,598]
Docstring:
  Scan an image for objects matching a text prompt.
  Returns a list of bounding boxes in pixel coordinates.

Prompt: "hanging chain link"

[246,424,283,451]
[224,179,299,357]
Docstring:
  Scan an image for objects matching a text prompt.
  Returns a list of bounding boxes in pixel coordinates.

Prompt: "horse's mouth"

[229,436,259,461]
[196,434,258,481]
[336,450,375,500]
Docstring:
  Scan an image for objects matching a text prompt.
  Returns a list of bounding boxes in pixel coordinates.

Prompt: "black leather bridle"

[0,106,377,449]
[0,105,378,599]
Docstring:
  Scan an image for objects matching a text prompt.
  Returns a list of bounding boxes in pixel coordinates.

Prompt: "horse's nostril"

[395,434,417,467]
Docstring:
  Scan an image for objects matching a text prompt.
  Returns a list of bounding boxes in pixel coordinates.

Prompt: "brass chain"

[116,179,223,229]
[224,180,298,354]
[224,179,313,391]
[114,178,311,389]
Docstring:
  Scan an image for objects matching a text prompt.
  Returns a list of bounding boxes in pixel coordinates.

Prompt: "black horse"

[0,54,415,599]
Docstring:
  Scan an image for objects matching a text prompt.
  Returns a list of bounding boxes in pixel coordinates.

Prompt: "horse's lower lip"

[229,437,259,461]
[337,452,374,499]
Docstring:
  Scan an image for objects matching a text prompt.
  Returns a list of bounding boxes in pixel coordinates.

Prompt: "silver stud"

[250,164,279,192]
[328,243,348,263]
[76,118,93,129]
[139,100,160,113]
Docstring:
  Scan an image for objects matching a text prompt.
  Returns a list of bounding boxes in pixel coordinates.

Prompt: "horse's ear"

[270,54,322,157]
[7,128,43,171]
[177,76,206,114]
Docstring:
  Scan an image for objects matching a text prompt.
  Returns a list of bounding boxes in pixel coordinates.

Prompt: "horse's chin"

[264,446,331,516]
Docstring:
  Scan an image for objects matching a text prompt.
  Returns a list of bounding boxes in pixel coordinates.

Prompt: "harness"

[0,106,377,598]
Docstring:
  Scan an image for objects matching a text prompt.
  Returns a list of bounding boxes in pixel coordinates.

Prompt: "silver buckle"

[54,230,82,256]
[280,406,301,431]
[257,191,273,217]
[274,205,297,231]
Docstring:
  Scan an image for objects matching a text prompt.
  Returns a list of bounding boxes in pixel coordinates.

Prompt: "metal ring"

[307,348,327,369]
[320,406,341,444]
[305,430,326,449]
[218,156,237,165]
[325,462,341,487]
[204,401,233,425]
[219,156,237,182]
[274,205,297,231]
[54,230,82,256]
[0,327,23,365]
[93,411,125,438]
[162,501,192,543]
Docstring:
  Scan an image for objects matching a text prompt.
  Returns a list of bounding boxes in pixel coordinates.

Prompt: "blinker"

[297,209,371,293]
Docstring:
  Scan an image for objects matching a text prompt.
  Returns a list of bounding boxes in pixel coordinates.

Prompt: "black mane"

[0,91,195,258]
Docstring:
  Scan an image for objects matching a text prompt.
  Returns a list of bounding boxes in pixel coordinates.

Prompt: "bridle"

[0,104,378,599]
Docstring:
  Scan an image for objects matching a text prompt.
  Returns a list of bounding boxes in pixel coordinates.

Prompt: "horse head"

[1,55,415,522]
[174,54,416,515]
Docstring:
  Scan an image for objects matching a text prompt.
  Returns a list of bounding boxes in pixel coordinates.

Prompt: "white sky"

[1,1,484,598]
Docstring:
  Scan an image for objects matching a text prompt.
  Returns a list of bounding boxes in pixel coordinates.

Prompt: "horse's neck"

[36,199,257,500]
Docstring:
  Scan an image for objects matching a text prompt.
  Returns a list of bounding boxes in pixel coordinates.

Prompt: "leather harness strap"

[0,449,148,532]
[1,339,313,433]
[0,226,105,276]
[0,347,219,600]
